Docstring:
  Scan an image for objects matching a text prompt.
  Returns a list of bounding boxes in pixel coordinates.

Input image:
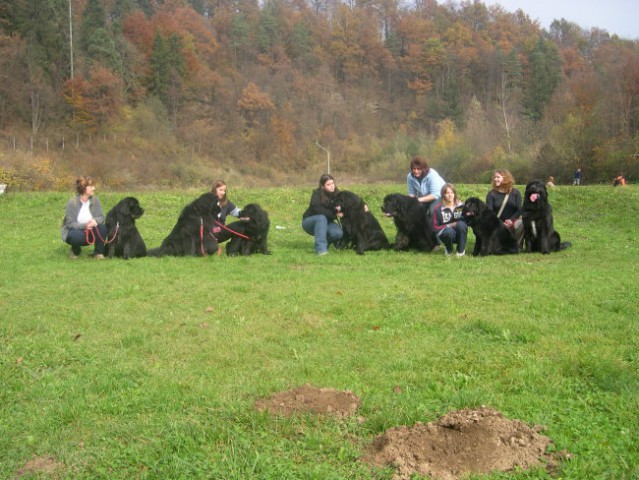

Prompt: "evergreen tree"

[523,38,561,121]
[87,28,124,75]
[80,0,106,54]
[148,32,169,102]
[230,13,250,67]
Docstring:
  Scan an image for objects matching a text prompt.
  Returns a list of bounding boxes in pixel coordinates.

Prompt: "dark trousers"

[65,225,108,255]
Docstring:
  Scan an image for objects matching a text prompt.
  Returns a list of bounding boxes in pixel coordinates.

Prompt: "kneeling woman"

[301,174,343,255]
[432,183,467,257]
[61,176,108,259]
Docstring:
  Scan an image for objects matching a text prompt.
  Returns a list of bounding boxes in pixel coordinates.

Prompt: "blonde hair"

[492,170,515,193]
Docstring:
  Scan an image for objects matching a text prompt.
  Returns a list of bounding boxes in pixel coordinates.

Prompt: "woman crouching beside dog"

[432,183,467,257]
[407,156,446,214]
[212,180,242,225]
[486,169,524,248]
[61,176,107,259]
[302,174,344,256]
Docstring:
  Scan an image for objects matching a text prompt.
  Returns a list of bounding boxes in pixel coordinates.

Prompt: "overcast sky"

[481,0,638,40]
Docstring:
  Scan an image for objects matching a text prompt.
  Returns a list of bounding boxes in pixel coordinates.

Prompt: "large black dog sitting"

[522,179,571,254]
[381,193,435,252]
[104,197,147,259]
[214,203,271,256]
[148,193,220,257]
[333,190,390,255]
[462,197,518,256]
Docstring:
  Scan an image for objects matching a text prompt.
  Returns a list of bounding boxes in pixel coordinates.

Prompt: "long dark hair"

[318,173,337,204]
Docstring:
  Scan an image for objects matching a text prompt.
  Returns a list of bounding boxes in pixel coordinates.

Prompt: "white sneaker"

[445,248,453,256]
[456,251,465,257]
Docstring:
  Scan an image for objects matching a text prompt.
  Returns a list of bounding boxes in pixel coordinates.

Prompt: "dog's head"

[462,197,484,223]
[524,180,548,205]
[381,194,406,217]
[111,196,144,223]
[334,190,364,214]
[239,203,270,233]
[192,192,221,217]
[123,197,144,220]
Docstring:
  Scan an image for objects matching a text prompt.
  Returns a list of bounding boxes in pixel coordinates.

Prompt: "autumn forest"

[0,0,637,189]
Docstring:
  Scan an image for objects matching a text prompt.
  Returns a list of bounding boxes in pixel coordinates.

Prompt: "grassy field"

[1,183,638,479]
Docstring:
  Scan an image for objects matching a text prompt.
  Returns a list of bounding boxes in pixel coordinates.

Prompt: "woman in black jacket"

[301,174,344,255]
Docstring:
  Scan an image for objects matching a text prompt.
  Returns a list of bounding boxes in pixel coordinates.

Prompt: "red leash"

[85,222,119,245]
[199,218,206,256]
[200,218,222,256]
[212,220,251,240]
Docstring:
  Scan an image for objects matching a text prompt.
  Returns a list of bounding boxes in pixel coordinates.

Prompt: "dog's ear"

[120,200,130,217]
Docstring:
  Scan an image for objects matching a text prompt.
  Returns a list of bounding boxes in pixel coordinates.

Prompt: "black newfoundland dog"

[381,193,435,252]
[462,197,518,256]
[148,193,220,257]
[214,203,271,256]
[522,179,571,254]
[333,190,390,254]
[104,197,147,259]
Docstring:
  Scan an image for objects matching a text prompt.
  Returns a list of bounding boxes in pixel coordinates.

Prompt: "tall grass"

[1,184,637,479]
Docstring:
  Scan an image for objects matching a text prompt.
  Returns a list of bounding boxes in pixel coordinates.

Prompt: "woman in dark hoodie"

[301,174,344,255]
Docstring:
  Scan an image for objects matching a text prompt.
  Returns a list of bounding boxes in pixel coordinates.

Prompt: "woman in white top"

[61,176,107,259]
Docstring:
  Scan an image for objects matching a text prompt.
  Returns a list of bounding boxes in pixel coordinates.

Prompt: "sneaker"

[456,251,465,257]
[94,254,105,260]
[70,252,79,259]
[445,248,453,256]
[317,251,329,256]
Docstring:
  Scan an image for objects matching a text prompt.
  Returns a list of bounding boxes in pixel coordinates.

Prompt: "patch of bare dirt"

[255,384,361,418]
[15,455,63,479]
[364,406,556,480]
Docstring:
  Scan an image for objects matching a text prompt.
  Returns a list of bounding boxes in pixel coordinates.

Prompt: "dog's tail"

[558,241,572,251]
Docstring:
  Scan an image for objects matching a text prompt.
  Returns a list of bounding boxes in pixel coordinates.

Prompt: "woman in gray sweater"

[61,176,107,259]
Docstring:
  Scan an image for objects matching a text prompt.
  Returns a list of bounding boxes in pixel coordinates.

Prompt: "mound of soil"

[255,384,361,418]
[364,406,555,480]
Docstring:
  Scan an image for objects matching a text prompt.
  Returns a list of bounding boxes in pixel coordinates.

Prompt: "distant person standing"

[406,156,446,214]
[573,168,582,186]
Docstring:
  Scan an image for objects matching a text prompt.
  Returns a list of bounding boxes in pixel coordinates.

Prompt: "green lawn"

[1,184,637,479]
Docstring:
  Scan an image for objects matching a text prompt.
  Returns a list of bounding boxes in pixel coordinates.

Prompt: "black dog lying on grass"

[462,197,518,256]
[333,190,390,254]
[104,197,147,259]
[381,193,435,252]
[522,179,571,254]
[148,193,220,257]
[214,203,271,256]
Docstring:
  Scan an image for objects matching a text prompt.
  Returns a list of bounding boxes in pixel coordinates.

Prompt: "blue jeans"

[302,215,343,254]
[438,222,467,254]
[66,225,108,255]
